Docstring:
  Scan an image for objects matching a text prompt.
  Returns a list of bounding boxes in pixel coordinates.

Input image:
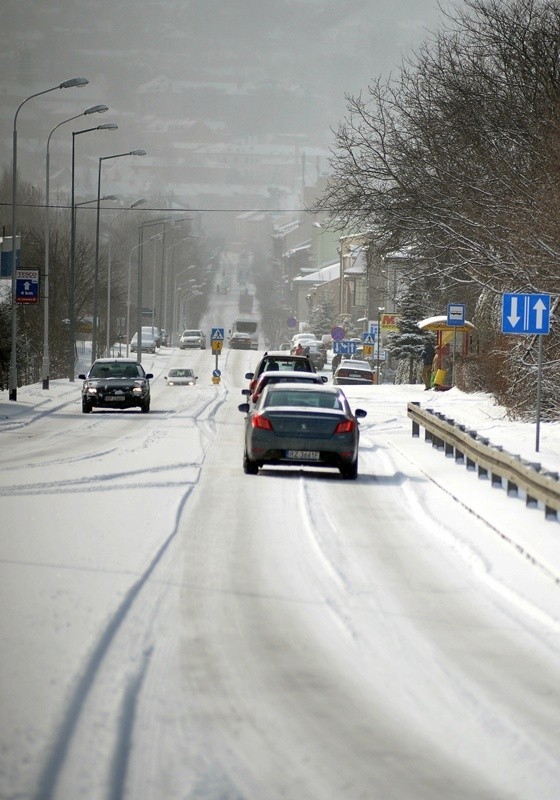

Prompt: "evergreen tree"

[308,295,336,335]
[386,285,434,384]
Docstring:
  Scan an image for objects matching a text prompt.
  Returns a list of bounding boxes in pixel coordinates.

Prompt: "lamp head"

[130,149,147,156]
[98,123,118,131]
[85,104,108,115]
[131,199,147,209]
[60,78,89,88]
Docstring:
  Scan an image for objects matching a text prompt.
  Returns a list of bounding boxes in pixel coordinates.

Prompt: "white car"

[165,368,197,386]
[130,332,157,354]
[179,329,206,349]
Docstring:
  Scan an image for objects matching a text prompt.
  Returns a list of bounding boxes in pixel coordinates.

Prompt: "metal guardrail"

[407,401,560,521]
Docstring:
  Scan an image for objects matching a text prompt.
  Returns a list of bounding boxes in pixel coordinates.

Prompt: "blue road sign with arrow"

[501,293,551,335]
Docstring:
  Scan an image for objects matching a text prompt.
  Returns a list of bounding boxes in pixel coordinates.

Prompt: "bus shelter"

[418,315,477,389]
[417,315,476,354]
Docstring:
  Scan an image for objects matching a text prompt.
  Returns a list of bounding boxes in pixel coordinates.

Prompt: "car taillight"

[252,414,273,431]
[334,419,355,434]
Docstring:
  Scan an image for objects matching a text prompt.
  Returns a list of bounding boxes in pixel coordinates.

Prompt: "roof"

[418,315,476,332]
[293,261,339,284]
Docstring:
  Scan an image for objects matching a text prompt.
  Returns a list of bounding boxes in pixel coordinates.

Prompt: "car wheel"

[82,398,92,414]
[340,460,358,480]
[141,399,150,413]
[243,450,259,475]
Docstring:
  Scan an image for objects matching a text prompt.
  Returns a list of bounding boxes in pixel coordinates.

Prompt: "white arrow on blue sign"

[501,293,551,335]
[333,340,357,355]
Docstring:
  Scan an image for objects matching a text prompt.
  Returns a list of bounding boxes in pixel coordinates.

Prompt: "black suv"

[245,351,316,392]
[78,358,153,413]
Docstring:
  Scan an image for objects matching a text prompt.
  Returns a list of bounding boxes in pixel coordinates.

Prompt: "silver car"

[238,383,367,479]
[165,368,197,386]
[179,329,206,349]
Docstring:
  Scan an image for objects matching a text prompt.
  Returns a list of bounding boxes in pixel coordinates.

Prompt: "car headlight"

[85,382,98,395]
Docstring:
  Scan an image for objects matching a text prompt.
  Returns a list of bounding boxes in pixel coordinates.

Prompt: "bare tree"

[318,0,560,416]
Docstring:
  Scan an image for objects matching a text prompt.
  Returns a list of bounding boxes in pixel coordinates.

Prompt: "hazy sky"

[0,0,456,209]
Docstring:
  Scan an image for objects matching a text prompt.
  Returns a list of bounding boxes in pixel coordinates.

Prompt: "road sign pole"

[536,334,543,452]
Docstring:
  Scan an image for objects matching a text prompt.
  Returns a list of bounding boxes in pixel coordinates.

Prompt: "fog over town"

[0,0,450,231]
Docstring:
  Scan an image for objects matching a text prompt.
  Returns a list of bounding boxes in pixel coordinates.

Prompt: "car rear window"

[265,390,342,409]
[263,358,312,372]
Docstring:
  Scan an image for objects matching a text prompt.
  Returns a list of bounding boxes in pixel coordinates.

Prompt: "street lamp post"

[92,149,146,361]
[377,306,385,385]
[135,216,175,360]
[163,237,195,337]
[176,286,202,334]
[126,232,161,357]
[172,265,197,344]
[68,121,118,380]
[106,199,146,354]
[9,76,88,401]
[43,104,108,390]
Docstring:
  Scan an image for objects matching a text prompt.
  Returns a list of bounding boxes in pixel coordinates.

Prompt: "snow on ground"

[1,345,560,800]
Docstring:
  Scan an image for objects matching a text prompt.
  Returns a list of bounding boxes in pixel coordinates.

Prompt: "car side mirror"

[78,373,86,380]
[238,403,250,413]
[245,372,254,380]
[321,375,328,382]
[241,388,250,395]
[145,373,154,379]
[355,408,367,418]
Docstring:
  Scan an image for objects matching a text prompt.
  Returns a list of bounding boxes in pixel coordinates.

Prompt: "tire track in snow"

[32,388,229,800]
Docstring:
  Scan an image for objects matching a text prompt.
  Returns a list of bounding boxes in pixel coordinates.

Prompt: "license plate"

[106,396,125,402]
[286,450,320,460]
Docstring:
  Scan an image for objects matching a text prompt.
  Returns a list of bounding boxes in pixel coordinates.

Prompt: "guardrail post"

[410,402,420,437]
[406,400,560,520]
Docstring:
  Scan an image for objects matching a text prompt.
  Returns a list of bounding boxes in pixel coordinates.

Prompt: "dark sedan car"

[238,383,367,479]
[229,331,253,350]
[245,351,316,392]
[78,358,153,413]
[242,369,327,405]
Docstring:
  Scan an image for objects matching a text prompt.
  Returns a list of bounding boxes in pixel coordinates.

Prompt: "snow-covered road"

[1,343,560,800]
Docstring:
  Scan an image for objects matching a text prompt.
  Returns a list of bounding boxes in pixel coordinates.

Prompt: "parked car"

[130,331,157,353]
[245,351,316,393]
[141,325,162,347]
[78,358,153,413]
[333,359,376,386]
[242,369,327,405]
[179,329,206,349]
[165,368,197,386]
[291,332,318,348]
[302,342,326,370]
[238,383,367,479]
[229,331,253,350]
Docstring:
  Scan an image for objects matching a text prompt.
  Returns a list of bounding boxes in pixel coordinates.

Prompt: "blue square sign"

[502,293,550,335]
